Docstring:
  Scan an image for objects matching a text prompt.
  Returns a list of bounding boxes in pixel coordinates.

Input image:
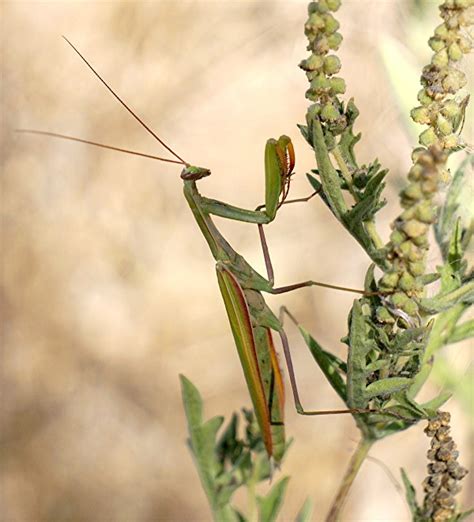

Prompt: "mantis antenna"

[61,36,188,166]
[15,129,185,165]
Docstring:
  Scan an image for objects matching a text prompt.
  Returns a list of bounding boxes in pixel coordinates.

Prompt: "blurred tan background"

[2,1,472,520]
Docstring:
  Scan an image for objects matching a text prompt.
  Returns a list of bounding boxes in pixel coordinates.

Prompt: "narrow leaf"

[435,154,473,259]
[447,319,474,344]
[447,219,464,274]
[365,377,412,400]
[180,374,203,428]
[419,281,474,313]
[420,390,452,413]
[295,498,313,522]
[299,326,347,401]
[311,119,347,220]
[257,476,290,522]
[400,468,420,516]
[347,301,370,409]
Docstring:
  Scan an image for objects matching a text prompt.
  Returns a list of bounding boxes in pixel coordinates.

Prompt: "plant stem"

[325,437,374,522]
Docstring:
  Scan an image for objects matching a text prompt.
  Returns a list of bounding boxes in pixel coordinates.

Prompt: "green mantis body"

[180,139,294,463]
[19,38,373,466]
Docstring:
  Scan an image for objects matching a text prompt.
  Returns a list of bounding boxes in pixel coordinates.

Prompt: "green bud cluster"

[410,0,473,151]
[379,146,448,320]
[299,0,349,134]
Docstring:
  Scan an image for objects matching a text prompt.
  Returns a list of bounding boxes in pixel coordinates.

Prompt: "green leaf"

[295,498,313,522]
[420,390,452,413]
[298,123,311,145]
[364,263,377,293]
[400,468,420,516]
[299,326,347,401]
[180,375,241,522]
[181,374,203,428]
[306,172,333,211]
[447,319,474,344]
[347,301,371,409]
[419,280,474,313]
[435,154,474,260]
[345,170,387,225]
[393,325,430,353]
[337,109,361,169]
[447,219,464,275]
[391,392,427,418]
[365,377,412,400]
[311,119,347,220]
[257,476,290,522]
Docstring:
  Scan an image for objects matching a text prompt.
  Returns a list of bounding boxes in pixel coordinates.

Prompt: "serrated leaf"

[295,498,313,522]
[257,477,290,522]
[299,326,347,401]
[338,119,360,169]
[345,170,387,225]
[400,468,420,516]
[365,377,412,400]
[180,375,241,522]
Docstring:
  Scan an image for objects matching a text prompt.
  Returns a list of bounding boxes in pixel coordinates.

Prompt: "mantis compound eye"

[180,167,211,180]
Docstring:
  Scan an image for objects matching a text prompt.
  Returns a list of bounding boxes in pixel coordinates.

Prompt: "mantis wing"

[254,326,286,464]
[216,262,284,461]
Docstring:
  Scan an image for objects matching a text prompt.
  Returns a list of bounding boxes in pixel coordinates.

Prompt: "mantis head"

[181,166,212,181]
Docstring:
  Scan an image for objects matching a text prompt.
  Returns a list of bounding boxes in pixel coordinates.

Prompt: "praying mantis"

[19,38,379,465]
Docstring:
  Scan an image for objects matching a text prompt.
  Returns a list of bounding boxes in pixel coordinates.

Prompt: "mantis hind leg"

[277,307,372,417]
